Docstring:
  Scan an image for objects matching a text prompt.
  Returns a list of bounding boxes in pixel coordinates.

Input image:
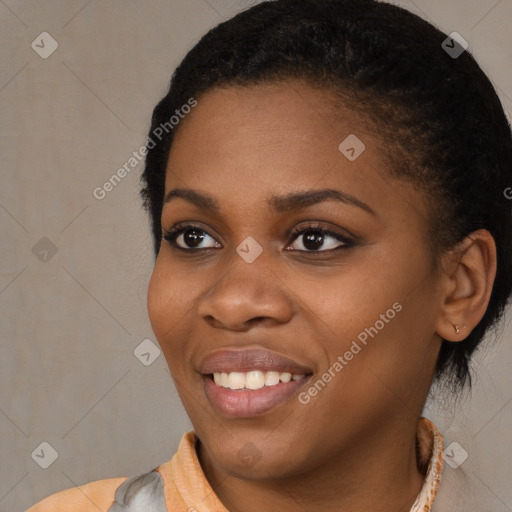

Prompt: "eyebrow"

[163,188,376,216]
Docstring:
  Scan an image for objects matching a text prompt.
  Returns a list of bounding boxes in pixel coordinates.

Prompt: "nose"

[197,249,294,331]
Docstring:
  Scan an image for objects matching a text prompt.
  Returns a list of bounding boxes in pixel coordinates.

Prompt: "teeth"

[228,372,246,390]
[265,371,280,386]
[212,370,306,390]
[246,370,265,390]
[280,372,292,383]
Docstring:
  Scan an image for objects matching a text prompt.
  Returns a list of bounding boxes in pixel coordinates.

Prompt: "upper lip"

[198,347,313,375]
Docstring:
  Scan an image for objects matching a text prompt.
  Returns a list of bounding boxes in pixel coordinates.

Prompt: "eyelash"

[162,222,355,253]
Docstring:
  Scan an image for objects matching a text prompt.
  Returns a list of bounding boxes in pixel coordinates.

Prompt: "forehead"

[163,80,430,235]
[167,81,384,191]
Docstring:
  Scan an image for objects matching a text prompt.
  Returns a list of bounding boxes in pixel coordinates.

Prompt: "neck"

[197,416,427,512]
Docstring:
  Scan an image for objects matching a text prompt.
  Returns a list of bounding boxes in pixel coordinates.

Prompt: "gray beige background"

[0,0,511,510]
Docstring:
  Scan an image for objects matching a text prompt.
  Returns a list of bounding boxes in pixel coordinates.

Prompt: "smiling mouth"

[203,371,313,417]
[209,370,309,390]
[199,347,314,416]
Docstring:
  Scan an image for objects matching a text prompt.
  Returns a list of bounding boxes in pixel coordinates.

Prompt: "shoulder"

[26,470,168,512]
[25,432,198,511]
[26,475,129,512]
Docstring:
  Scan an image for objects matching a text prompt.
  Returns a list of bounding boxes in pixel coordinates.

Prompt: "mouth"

[198,347,314,418]
[202,371,312,418]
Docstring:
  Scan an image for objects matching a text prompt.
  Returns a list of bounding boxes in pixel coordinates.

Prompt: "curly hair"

[140,0,512,391]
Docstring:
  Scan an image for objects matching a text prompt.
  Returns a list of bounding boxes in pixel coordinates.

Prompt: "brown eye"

[288,226,354,252]
[163,224,221,250]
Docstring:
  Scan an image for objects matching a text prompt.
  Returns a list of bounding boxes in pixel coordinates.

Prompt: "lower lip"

[203,375,311,418]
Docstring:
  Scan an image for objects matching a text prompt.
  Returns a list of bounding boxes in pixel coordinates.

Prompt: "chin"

[218,450,304,481]
[198,427,310,480]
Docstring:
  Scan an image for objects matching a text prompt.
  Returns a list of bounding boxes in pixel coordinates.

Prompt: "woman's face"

[147,80,444,479]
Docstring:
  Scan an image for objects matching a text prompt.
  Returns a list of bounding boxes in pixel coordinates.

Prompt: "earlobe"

[435,229,497,342]
[453,324,465,335]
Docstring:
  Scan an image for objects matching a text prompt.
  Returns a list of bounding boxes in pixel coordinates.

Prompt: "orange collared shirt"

[27,416,444,511]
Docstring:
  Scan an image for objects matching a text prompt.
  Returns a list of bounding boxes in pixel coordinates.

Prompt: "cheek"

[147,257,212,381]
[293,262,400,346]
[147,259,190,347]
[300,245,437,367]
[147,268,187,387]
[146,262,168,336]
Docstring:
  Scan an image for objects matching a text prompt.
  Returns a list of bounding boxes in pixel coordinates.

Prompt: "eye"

[162,222,354,252]
[287,224,354,252]
[162,223,221,250]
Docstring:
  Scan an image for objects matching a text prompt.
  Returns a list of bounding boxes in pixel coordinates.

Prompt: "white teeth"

[212,370,306,390]
[264,371,280,386]
[246,370,265,390]
[228,372,246,390]
[280,372,292,383]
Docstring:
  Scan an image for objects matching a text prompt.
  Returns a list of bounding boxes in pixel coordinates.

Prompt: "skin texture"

[146,80,496,512]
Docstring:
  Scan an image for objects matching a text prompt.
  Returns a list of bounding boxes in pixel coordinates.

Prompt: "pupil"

[184,229,205,247]
[304,231,324,250]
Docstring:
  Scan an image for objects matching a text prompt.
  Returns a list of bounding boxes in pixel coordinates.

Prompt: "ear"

[435,229,497,342]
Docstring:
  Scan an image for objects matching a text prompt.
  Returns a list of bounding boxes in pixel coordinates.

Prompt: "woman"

[27,0,512,510]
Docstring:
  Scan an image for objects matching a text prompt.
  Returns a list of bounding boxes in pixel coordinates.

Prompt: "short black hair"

[140,0,512,391]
